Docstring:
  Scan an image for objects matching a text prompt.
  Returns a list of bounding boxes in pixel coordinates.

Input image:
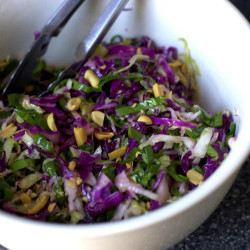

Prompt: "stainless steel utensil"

[2,0,129,96]
[2,0,86,95]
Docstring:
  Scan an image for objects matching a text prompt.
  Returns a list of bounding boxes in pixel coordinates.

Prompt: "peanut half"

[0,123,17,138]
[74,127,87,147]
[153,83,164,97]
[108,146,128,160]
[67,97,82,111]
[91,111,105,127]
[27,193,49,215]
[47,113,57,132]
[187,170,203,185]
[137,115,153,125]
[94,132,114,140]
[84,69,100,88]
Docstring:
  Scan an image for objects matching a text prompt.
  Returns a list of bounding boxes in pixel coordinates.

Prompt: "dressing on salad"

[0,36,236,223]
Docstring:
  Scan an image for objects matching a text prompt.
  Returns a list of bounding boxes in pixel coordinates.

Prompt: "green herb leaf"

[185,125,206,138]
[146,96,165,107]
[191,165,204,175]
[128,126,143,143]
[8,93,24,107]
[116,96,166,117]
[225,122,236,147]
[0,178,13,201]
[141,145,154,165]
[44,160,61,177]
[109,115,127,128]
[192,106,223,127]
[34,133,52,152]
[98,72,155,91]
[15,108,48,130]
[207,144,218,157]
[121,147,140,164]
[101,165,116,182]
[118,94,125,105]
[167,161,188,182]
[140,164,160,187]
[0,111,12,119]
[116,103,148,116]
[6,174,16,186]
[72,79,100,93]
[121,138,129,147]
[170,185,182,197]
[58,97,67,111]
[9,158,35,172]
[53,181,66,208]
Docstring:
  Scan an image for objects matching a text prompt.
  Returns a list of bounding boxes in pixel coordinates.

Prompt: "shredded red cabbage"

[0,35,236,223]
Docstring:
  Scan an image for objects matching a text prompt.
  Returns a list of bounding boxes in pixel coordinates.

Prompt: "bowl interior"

[0,0,249,247]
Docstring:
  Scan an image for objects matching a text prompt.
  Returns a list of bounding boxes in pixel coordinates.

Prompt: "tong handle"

[42,0,85,37]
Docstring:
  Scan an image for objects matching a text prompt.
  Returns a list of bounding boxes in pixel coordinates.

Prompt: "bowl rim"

[0,0,249,239]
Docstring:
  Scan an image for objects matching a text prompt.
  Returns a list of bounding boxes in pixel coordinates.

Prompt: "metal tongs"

[2,0,129,96]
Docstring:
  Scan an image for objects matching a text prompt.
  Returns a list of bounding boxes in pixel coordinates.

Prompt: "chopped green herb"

[34,133,52,152]
[9,158,35,172]
[207,144,218,157]
[101,165,116,182]
[44,160,61,177]
[15,108,48,130]
[0,178,13,201]
[128,126,143,143]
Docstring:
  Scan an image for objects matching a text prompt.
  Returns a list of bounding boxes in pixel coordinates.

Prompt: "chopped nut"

[74,127,87,147]
[67,97,82,111]
[126,163,132,169]
[136,152,141,158]
[0,123,17,138]
[146,202,151,210]
[187,170,203,185]
[153,83,164,97]
[94,132,114,140]
[30,193,37,199]
[47,113,57,132]
[108,146,128,160]
[20,193,31,204]
[66,180,77,189]
[48,202,56,213]
[165,90,173,100]
[168,60,182,69]
[84,69,100,88]
[136,48,142,55]
[91,111,105,127]
[76,177,82,185]
[27,193,49,215]
[60,153,66,161]
[68,161,76,171]
[137,115,152,125]
[91,44,108,58]
[100,65,106,69]
[82,196,88,203]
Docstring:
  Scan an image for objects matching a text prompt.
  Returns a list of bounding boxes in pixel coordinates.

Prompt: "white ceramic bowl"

[0,0,249,249]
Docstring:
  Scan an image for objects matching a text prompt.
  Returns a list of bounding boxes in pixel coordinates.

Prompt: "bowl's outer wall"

[0,0,250,249]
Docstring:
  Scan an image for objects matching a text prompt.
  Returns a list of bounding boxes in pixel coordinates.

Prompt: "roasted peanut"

[74,127,87,147]
[94,132,114,140]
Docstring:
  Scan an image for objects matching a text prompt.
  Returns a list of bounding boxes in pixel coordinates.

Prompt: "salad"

[0,36,236,223]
